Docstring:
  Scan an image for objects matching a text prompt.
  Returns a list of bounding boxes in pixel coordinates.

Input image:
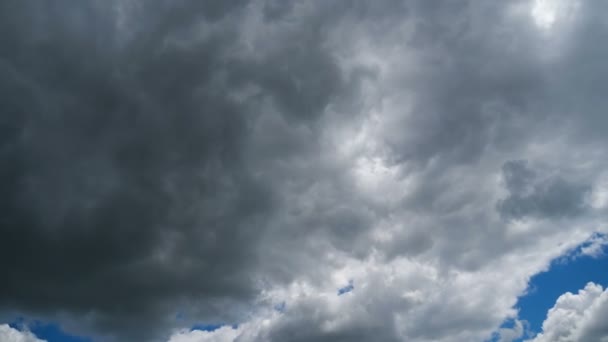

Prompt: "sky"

[1,0,608,341]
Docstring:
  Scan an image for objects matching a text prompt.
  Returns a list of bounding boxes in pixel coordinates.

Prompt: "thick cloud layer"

[497,160,591,220]
[1,0,607,341]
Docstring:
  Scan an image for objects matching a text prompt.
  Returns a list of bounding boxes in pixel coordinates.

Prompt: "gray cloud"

[497,160,591,220]
[2,1,608,342]
[0,1,357,340]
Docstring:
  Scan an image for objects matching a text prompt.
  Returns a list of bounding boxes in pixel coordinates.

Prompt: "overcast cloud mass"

[1,0,607,341]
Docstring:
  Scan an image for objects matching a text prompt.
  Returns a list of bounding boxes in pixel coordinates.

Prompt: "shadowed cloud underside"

[1,0,607,341]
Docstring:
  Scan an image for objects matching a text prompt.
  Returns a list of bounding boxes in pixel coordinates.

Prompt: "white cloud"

[0,325,46,342]
[580,234,608,258]
[167,234,600,342]
[527,282,608,342]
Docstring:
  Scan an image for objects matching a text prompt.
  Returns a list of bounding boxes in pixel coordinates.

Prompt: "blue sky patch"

[337,280,354,296]
[190,323,224,332]
[492,235,608,341]
[9,319,91,342]
[274,301,286,313]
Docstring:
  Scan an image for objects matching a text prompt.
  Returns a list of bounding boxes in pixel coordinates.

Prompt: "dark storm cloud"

[0,1,356,341]
[3,0,608,342]
[497,160,591,220]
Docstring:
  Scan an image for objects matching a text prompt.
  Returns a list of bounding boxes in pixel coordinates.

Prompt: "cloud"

[527,282,608,342]
[1,0,608,341]
[580,233,608,258]
[169,326,240,342]
[496,319,526,342]
[497,160,591,220]
[0,325,45,342]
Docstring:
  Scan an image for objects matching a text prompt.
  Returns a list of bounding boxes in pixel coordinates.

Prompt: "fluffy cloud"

[0,325,45,342]
[1,0,607,341]
[527,282,608,342]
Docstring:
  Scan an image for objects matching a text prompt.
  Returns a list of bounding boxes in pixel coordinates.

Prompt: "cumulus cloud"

[0,325,45,342]
[527,282,608,342]
[1,0,607,341]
